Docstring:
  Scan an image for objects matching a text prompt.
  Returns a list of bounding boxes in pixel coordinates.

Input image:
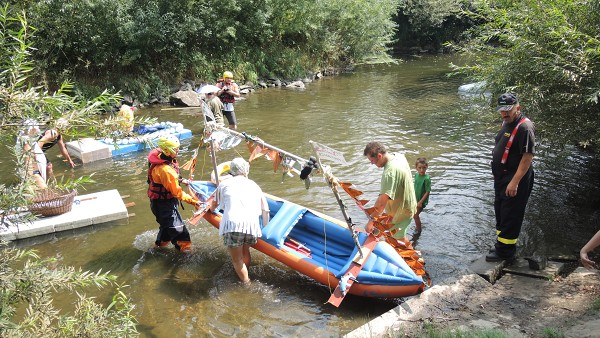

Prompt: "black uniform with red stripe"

[491,114,535,258]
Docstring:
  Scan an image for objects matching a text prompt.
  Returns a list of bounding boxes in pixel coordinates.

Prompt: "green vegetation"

[395,0,473,53]
[408,322,510,338]
[592,297,600,311]
[9,0,399,101]
[1,8,138,334]
[541,327,565,338]
[0,242,138,337]
[0,4,122,222]
[0,6,137,337]
[448,0,600,149]
[6,0,599,150]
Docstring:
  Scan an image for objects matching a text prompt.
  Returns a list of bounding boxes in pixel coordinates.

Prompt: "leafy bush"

[19,0,398,93]
[448,0,600,149]
[0,242,138,337]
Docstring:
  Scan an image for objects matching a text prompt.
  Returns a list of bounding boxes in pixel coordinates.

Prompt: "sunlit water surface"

[2,55,599,337]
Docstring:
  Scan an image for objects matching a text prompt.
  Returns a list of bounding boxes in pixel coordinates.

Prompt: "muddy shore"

[346,259,600,338]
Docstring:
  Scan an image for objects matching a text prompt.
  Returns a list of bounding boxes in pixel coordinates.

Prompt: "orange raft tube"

[192,181,425,299]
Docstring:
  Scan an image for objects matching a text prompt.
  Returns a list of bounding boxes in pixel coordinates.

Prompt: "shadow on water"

[521,147,600,258]
[1,54,599,336]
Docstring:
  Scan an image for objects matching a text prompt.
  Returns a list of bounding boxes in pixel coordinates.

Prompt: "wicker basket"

[29,189,78,217]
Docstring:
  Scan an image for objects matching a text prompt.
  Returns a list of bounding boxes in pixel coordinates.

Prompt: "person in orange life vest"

[487,93,535,262]
[147,135,200,252]
[216,71,240,129]
[37,119,76,176]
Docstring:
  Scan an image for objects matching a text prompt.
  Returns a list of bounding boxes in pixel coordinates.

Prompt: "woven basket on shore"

[29,189,78,217]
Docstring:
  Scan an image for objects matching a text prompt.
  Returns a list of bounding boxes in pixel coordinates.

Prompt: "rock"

[565,318,600,338]
[179,82,193,92]
[525,256,548,270]
[122,95,134,106]
[458,81,487,94]
[286,81,305,89]
[345,268,600,338]
[169,90,201,107]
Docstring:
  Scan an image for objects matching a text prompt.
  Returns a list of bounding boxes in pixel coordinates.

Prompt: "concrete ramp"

[0,189,129,241]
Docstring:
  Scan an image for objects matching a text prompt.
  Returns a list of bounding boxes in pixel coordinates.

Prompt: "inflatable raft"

[190,181,426,300]
[99,121,192,156]
[66,121,192,163]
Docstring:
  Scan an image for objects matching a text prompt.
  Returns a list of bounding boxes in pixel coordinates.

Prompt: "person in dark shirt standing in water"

[487,93,535,262]
[216,71,240,129]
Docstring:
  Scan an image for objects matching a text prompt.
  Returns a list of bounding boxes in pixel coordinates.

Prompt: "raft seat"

[287,221,354,274]
[261,201,307,249]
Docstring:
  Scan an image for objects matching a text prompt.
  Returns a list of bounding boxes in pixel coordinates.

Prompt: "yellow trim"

[497,236,518,245]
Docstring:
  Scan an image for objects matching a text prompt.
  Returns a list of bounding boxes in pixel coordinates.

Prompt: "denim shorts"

[222,232,257,247]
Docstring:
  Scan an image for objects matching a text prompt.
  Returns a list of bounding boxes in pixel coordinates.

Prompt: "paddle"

[327,226,379,307]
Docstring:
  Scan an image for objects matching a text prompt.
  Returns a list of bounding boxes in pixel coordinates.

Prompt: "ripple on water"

[5,55,599,337]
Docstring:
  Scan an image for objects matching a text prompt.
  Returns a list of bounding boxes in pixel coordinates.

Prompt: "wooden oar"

[160,107,197,111]
[327,228,379,307]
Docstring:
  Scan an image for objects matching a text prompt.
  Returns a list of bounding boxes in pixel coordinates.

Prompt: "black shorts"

[223,111,237,126]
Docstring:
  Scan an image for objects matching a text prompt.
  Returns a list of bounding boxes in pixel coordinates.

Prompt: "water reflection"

[1,55,598,336]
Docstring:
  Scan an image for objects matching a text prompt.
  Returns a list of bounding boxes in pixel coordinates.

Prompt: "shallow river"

[3,55,599,337]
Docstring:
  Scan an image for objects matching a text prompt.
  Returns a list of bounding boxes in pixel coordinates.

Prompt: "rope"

[316,184,334,296]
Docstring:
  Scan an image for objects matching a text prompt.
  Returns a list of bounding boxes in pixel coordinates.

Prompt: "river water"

[3,55,599,337]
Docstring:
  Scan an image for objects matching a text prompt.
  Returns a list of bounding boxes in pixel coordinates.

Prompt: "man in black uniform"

[487,93,535,262]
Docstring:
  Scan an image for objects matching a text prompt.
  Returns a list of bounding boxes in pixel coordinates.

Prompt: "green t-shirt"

[414,173,431,208]
[380,153,417,238]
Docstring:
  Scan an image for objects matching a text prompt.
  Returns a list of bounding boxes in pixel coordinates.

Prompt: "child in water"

[413,157,431,234]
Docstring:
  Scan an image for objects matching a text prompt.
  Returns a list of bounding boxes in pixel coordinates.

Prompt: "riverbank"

[346,260,600,338]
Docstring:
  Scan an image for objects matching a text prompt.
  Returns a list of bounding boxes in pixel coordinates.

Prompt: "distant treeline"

[9,0,599,149]
[7,0,471,101]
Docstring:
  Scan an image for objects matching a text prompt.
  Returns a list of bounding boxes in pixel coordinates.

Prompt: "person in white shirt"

[211,157,269,284]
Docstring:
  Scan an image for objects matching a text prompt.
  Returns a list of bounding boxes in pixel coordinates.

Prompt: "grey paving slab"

[0,189,128,241]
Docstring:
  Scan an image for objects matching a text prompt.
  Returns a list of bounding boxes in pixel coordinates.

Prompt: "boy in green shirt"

[413,157,431,234]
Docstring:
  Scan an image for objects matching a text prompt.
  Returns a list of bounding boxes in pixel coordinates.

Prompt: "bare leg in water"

[228,245,252,284]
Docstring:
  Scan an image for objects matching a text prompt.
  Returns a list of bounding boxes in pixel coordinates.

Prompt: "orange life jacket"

[147,148,180,200]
